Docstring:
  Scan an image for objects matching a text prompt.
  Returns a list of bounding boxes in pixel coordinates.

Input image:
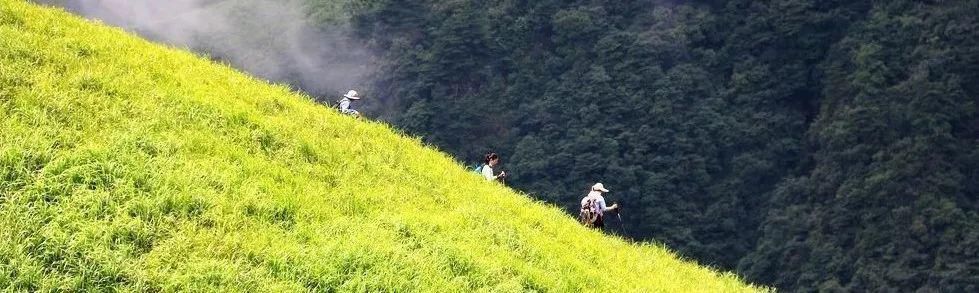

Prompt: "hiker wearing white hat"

[579,182,619,228]
[337,90,362,116]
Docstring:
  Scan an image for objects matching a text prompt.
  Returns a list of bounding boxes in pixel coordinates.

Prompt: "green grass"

[0,1,765,291]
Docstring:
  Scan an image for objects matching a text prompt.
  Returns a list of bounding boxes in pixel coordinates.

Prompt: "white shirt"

[580,191,609,215]
[339,98,359,115]
[481,164,495,180]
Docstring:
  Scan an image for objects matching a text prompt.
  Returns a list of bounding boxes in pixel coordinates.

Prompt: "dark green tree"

[342,0,979,290]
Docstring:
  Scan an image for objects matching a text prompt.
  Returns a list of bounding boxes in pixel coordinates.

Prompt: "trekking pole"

[616,211,628,236]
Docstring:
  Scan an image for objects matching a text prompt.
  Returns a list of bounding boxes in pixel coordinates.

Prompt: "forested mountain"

[1,2,761,291]
[41,0,979,291]
[350,0,979,291]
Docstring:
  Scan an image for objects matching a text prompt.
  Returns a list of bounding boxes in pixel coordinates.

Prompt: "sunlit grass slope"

[0,1,763,291]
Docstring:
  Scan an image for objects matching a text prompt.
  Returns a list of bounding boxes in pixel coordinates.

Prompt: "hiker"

[480,152,507,182]
[337,90,362,116]
[579,183,619,228]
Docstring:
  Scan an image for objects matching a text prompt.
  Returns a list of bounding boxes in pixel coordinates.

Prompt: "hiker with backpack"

[336,90,362,116]
[479,152,507,182]
[579,183,619,229]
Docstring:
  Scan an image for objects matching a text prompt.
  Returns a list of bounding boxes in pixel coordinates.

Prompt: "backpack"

[579,198,601,227]
[473,164,483,174]
[332,98,344,111]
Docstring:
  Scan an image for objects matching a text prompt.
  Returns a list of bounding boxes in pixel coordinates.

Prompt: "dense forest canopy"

[44,0,979,291]
[351,0,979,291]
[0,2,762,290]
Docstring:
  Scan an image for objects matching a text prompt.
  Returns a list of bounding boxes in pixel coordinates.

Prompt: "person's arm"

[482,166,506,181]
[605,203,619,212]
[599,197,618,212]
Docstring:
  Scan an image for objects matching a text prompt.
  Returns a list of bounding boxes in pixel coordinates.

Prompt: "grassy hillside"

[0,1,762,291]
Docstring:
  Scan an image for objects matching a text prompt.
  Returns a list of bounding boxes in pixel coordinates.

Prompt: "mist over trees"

[43,0,979,291]
[39,0,376,95]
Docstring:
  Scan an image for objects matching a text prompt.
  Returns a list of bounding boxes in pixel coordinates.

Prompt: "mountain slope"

[0,1,761,291]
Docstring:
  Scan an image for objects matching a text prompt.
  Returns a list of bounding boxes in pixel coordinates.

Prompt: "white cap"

[592,183,609,192]
[344,90,361,100]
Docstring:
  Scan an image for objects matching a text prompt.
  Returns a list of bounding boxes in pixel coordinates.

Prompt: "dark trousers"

[593,215,605,229]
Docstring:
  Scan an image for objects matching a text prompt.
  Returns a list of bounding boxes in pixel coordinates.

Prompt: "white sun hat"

[592,183,609,192]
[344,90,361,100]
